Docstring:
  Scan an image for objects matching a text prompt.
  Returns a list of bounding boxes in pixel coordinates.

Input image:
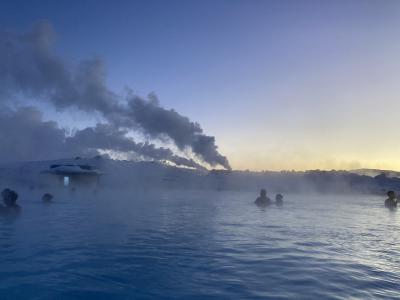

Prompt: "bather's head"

[260,189,267,197]
[3,190,18,207]
[387,190,396,200]
[42,193,54,203]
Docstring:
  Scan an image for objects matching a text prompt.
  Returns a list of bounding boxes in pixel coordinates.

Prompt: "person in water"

[275,193,283,206]
[1,188,21,213]
[385,191,397,209]
[255,189,272,206]
[42,193,54,203]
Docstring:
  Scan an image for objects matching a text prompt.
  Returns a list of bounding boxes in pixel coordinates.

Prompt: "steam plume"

[0,22,230,169]
[0,106,207,170]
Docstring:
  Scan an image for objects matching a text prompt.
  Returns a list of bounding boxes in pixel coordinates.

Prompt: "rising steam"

[0,21,230,169]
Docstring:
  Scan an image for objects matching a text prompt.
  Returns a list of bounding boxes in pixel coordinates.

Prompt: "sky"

[1,0,400,171]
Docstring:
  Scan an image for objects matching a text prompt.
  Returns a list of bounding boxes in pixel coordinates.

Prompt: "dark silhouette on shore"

[255,189,272,207]
[385,191,397,209]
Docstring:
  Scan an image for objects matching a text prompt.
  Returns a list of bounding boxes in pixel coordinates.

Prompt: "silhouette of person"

[275,193,283,206]
[42,193,54,203]
[385,191,397,209]
[1,188,21,213]
[255,189,271,207]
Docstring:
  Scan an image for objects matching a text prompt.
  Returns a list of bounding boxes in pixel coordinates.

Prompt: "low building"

[41,164,101,188]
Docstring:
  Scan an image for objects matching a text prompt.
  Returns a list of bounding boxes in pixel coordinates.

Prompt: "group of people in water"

[255,189,284,207]
[0,188,55,215]
[1,186,398,214]
[255,188,399,210]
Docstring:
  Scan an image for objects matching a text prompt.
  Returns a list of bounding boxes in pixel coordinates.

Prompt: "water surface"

[1,191,399,299]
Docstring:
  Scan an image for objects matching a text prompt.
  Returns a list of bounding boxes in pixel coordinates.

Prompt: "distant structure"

[41,164,101,189]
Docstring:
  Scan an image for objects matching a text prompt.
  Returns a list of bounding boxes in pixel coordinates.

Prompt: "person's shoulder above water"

[255,196,266,205]
[0,203,21,215]
[385,198,397,208]
[4,204,21,213]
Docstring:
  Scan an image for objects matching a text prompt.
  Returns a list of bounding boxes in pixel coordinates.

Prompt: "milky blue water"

[0,191,399,299]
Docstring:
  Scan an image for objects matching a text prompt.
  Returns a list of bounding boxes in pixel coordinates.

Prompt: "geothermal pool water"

[0,191,399,299]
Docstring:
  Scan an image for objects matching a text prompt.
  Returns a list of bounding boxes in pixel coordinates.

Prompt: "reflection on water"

[0,191,399,299]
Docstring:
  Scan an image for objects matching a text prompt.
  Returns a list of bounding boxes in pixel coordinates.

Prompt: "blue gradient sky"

[1,0,400,170]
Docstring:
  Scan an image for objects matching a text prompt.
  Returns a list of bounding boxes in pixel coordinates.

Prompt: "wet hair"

[3,190,18,206]
[387,190,395,197]
[260,189,267,196]
[275,193,283,201]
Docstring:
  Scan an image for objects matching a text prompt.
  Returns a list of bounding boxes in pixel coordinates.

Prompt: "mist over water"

[2,2,400,299]
[1,190,399,299]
